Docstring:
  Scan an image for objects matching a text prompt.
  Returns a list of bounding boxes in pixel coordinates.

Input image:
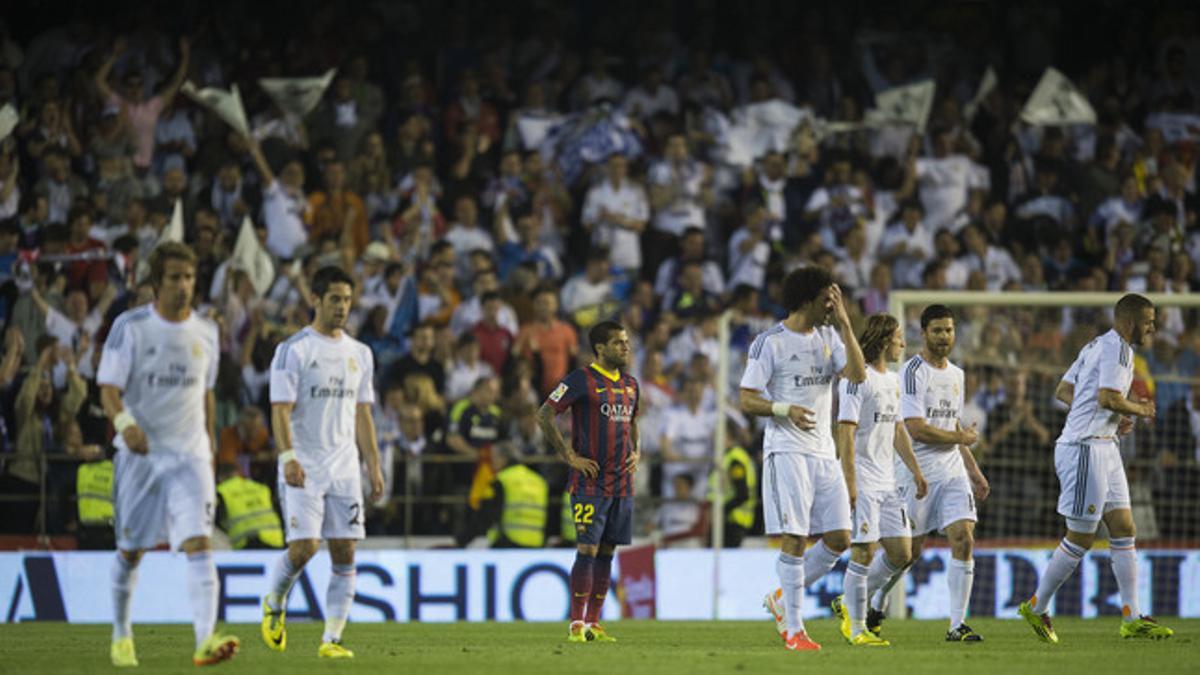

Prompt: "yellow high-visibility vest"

[217,476,284,549]
[487,465,548,548]
[76,460,114,526]
[707,446,758,529]
[561,490,576,543]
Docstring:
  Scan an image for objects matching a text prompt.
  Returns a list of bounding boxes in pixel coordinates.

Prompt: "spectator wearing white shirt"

[647,133,712,239]
[448,267,519,338]
[247,138,307,260]
[445,334,496,402]
[727,201,775,291]
[658,376,717,498]
[1013,160,1075,227]
[1092,174,1143,244]
[623,66,679,122]
[805,153,868,249]
[560,247,615,316]
[878,200,933,288]
[581,154,649,275]
[664,312,720,377]
[961,223,1021,291]
[444,195,494,277]
[833,222,876,296]
[912,129,987,232]
[932,228,970,290]
[573,48,624,109]
[152,100,196,176]
[655,227,725,298]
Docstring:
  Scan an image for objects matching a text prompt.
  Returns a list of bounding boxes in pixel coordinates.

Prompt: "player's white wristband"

[113,411,136,434]
[278,450,297,464]
[771,402,791,418]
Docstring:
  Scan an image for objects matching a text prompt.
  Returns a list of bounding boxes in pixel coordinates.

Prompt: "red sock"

[585,555,613,624]
[570,554,595,622]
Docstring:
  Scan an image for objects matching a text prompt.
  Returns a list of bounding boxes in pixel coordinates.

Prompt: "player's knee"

[328,540,356,565]
[290,539,320,564]
[885,546,912,569]
[576,544,599,558]
[823,531,851,553]
[597,543,617,557]
[180,536,210,554]
[119,549,144,566]
[849,544,874,566]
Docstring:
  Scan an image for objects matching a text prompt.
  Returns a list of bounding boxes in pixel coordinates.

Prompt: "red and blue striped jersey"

[545,364,640,497]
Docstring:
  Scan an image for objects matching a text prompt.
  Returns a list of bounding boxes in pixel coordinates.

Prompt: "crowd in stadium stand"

[0,1,1197,545]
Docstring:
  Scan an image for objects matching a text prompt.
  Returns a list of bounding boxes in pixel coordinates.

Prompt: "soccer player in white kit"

[1019,293,1173,643]
[891,304,990,642]
[829,313,928,646]
[260,266,385,659]
[741,267,866,652]
[98,242,239,667]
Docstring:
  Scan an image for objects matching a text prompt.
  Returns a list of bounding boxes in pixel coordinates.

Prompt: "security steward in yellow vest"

[76,458,116,550]
[484,445,549,548]
[559,490,576,546]
[707,445,757,548]
[216,464,284,549]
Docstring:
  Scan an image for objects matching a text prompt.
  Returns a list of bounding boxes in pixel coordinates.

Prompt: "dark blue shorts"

[569,494,633,546]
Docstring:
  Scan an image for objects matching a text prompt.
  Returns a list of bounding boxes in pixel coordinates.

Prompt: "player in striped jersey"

[539,320,641,643]
[1019,294,1173,642]
[829,314,928,646]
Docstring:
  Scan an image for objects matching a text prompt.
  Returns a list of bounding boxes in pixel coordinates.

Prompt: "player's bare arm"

[445,429,480,459]
[205,390,217,460]
[836,421,858,510]
[271,402,304,488]
[893,421,928,499]
[904,417,976,448]
[538,402,598,478]
[956,422,989,501]
[100,384,148,454]
[356,403,386,502]
[739,388,816,430]
[1055,380,1075,406]
[625,415,641,474]
[829,283,867,383]
[1098,388,1155,419]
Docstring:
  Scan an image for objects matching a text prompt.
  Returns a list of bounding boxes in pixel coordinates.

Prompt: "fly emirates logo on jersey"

[793,366,832,388]
[146,362,199,388]
[310,375,356,400]
[927,399,958,419]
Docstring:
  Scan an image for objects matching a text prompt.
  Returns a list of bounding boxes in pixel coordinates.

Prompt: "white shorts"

[852,489,912,544]
[762,453,852,537]
[901,475,976,536]
[1055,440,1129,528]
[279,473,365,543]
[113,450,215,551]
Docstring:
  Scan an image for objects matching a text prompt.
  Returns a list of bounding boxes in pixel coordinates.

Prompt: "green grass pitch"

[4,618,1196,674]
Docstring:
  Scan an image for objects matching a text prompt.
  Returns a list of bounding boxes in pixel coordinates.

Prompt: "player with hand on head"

[888,305,989,643]
[260,266,384,660]
[1019,293,1173,643]
[98,242,239,667]
[539,320,641,644]
[828,313,928,646]
[742,267,867,652]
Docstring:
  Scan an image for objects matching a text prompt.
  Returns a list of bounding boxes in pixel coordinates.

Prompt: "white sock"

[947,558,975,629]
[187,551,219,648]
[802,541,842,588]
[111,554,139,641]
[1110,537,1140,620]
[868,551,904,612]
[1031,538,1086,614]
[844,560,869,637]
[266,553,303,611]
[777,553,806,635]
[322,564,356,643]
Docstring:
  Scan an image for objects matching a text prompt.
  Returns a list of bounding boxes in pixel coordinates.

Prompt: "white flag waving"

[1021,68,1096,126]
[0,104,17,143]
[181,82,250,136]
[231,215,275,298]
[963,67,998,123]
[873,80,936,133]
[259,69,337,119]
[161,198,185,244]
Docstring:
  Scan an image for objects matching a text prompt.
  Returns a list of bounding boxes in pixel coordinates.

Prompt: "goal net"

[884,290,1200,619]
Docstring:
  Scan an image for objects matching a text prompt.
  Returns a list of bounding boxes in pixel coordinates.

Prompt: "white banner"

[1021,68,1097,126]
[230,215,275,298]
[963,67,998,123]
[871,79,936,133]
[259,69,337,119]
[515,113,564,150]
[182,82,250,137]
[162,198,185,244]
[2,548,1196,623]
[0,103,17,143]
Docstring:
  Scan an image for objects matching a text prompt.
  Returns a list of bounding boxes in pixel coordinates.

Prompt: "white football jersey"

[270,327,375,490]
[740,323,847,459]
[898,355,966,483]
[97,305,219,458]
[1057,329,1134,444]
[837,366,901,492]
